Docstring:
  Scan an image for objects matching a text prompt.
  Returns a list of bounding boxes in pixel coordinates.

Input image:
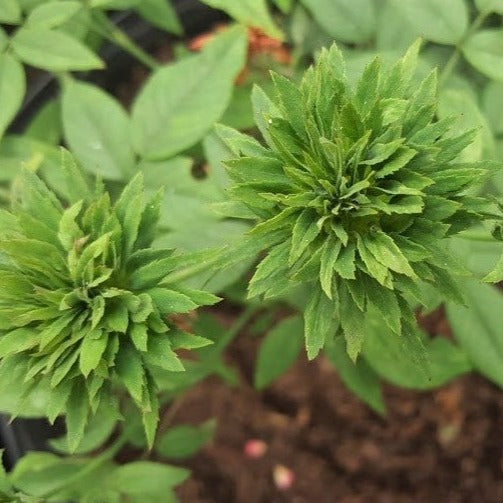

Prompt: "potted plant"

[1,1,503,501]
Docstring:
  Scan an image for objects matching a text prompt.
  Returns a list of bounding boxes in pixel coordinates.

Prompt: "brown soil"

[169,310,503,503]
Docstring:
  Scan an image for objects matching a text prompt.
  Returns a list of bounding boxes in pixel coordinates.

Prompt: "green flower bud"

[0,153,219,450]
[220,41,501,361]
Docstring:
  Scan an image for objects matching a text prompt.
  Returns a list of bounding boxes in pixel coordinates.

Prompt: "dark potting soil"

[169,309,503,503]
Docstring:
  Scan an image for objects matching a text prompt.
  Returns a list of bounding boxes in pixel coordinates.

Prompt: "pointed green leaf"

[325,337,385,414]
[62,80,134,180]
[304,287,337,359]
[132,26,247,160]
[447,281,503,387]
[79,332,108,377]
[364,232,416,277]
[300,0,376,43]
[135,0,182,34]
[115,344,145,403]
[0,53,25,141]
[339,283,365,361]
[66,379,89,453]
[289,209,321,265]
[254,315,303,389]
[12,28,104,71]
[157,419,216,459]
[319,235,342,298]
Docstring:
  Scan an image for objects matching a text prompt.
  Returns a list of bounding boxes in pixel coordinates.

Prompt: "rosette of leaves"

[0,154,219,450]
[219,41,501,361]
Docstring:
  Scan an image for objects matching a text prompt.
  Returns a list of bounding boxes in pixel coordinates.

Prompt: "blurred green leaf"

[18,0,46,13]
[438,87,494,162]
[139,157,221,228]
[26,1,82,28]
[135,0,182,35]
[288,4,332,56]
[483,81,503,135]
[463,30,503,81]
[0,135,59,183]
[392,0,468,45]
[62,80,134,180]
[376,2,418,51]
[0,54,25,141]
[272,0,292,13]
[0,0,21,24]
[11,28,104,71]
[201,0,283,39]
[447,281,503,387]
[325,336,385,415]
[89,0,139,7]
[254,315,303,389]
[363,308,471,389]
[202,129,233,193]
[448,236,503,278]
[107,462,189,495]
[25,99,62,145]
[157,419,216,459]
[0,27,8,52]
[475,0,503,14]
[299,0,376,43]
[9,451,115,500]
[221,83,256,130]
[131,26,247,161]
[0,361,50,418]
[10,452,84,498]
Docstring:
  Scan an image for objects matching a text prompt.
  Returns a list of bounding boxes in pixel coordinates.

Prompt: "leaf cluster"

[0,152,218,450]
[221,40,502,360]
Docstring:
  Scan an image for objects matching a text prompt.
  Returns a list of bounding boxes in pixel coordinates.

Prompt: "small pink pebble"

[243,439,268,459]
[273,464,295,490]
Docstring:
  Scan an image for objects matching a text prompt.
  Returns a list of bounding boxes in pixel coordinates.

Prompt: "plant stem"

[217,304,260,351]
[90,11,160,71]
[40,431,129,500]
[162,248,228,285]
[439,8,491,86]
[157,395,186,434]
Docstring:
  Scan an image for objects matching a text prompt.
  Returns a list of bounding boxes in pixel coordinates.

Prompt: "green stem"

[439,8,491,86]
[90,11,159,71]
[220,304,259,348]
[162,248,228,285]
[40,431,129,500]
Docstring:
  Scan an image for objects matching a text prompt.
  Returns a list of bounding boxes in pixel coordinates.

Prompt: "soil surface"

[169,308,503,503]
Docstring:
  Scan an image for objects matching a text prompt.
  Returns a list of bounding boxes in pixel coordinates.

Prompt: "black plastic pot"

[1,0,227,469]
